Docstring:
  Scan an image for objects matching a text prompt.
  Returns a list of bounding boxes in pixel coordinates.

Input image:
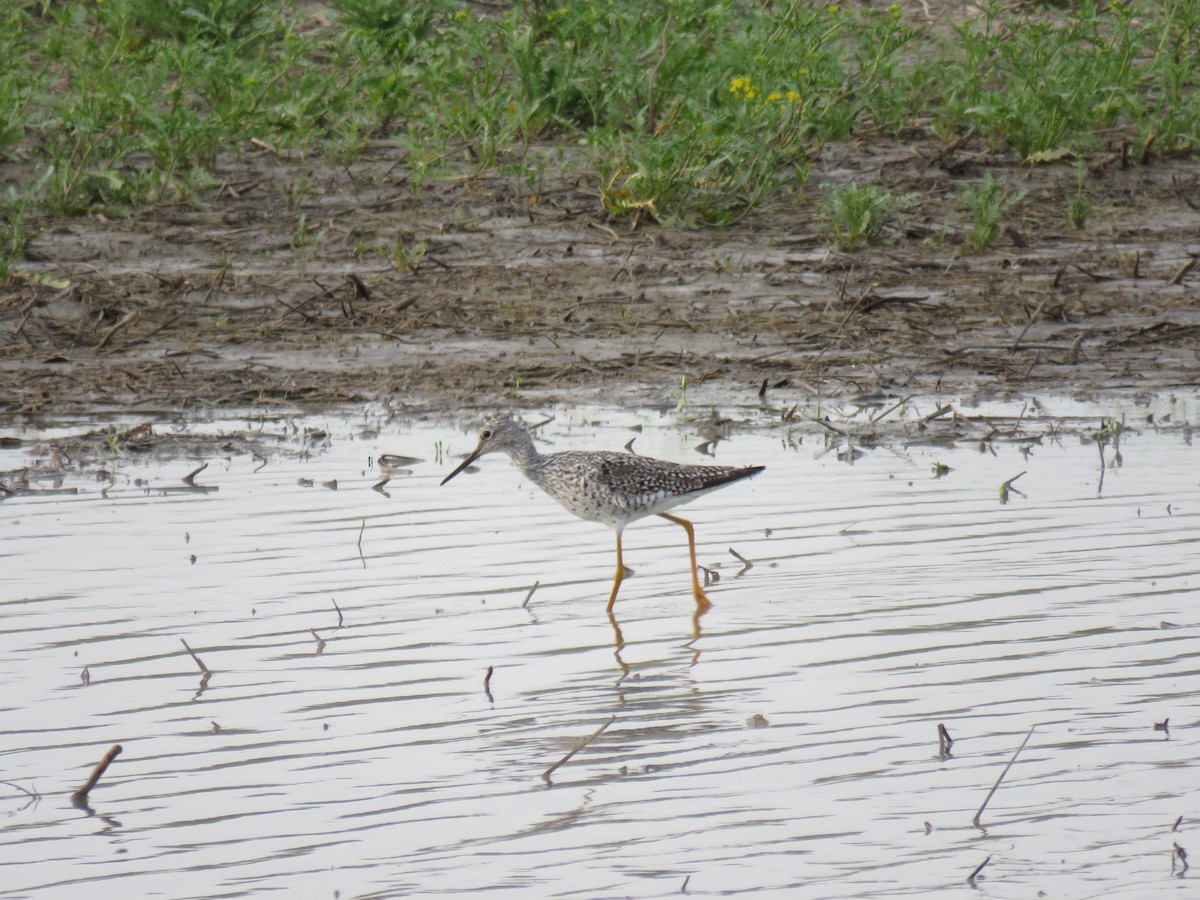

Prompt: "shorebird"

[441,415,764,611]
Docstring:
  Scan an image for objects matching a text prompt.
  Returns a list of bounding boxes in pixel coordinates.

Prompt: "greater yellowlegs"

[441,415,764,611]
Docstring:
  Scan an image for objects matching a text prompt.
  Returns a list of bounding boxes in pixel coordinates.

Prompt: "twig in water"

[974,724,1037,827]
[1172,843,1189,875]
[680,874,691,893]
[357,519,366,548]
[542,716,616,783]
[180,638,209,674]
[999,471,1027,504]
[869,394,914,425]
[729,547,753,575]
[966,855,991,885]
[1173,815,1184,832]
[484,665,494,703]
[71,744,123,808]
[938,723,954,756]
[311,629,325,653]
[182,462,208,486]
[332,598,344,627]
[522,582,539,609]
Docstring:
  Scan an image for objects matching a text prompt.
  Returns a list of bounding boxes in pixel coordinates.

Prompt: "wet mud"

[3,134,1199,424]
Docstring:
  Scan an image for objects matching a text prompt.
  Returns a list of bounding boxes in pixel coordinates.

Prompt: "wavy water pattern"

[1,407,1197,898]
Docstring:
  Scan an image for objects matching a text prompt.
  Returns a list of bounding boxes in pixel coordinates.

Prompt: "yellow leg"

[605,531,625,612]
[658,513,713,610]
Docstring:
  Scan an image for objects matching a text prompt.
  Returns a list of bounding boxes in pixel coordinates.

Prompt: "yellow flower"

[888,2,901,12]
[729,76,761,102]
[785,91,801,103]
[827,4,840,13]
[767,92,783,103]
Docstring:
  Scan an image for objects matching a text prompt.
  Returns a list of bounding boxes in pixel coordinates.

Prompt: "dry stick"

[182,462,208,486]
[938,723,954,751]
[180,638,209,674]
[1002,471,1027,493]
[71,744,123,807]
[729,547,753,573]
[542,716,616,783]
[973,724,1037,827]
[920,404,954,426]
[966,855,991,885]
[869,394,914,425]
[522,582,539,609]
[1168,255,1197,287]
[1010,296,1051,352]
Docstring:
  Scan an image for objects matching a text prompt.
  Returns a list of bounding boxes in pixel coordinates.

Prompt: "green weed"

[1066,163,1092,229]
[961,173,1026,251]
[821,182,910,251]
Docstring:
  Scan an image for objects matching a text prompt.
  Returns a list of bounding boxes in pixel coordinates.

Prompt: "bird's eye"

[481,429,492,439]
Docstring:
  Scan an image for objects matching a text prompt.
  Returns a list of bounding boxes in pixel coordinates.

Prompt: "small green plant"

[0,190,34,280]
[674,376,689,413]
[1066,163,1091,229]
[931,461,950,478]
[961,173,1026,251]
[821,182,907,250]
[387,238,426,273]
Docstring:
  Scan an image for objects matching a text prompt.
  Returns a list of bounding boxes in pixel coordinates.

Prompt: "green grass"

[1,0,1199,250]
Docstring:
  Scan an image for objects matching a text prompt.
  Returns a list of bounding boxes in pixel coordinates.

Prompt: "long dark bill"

[440,446,484,486]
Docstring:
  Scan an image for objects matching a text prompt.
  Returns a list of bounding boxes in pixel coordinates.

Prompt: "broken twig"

[71,744,123,808]
[542,716,616,783]
[180,638,209,674]
[974,724,1037,827]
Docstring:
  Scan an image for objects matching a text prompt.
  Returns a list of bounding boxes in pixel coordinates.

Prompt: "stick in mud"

[180,638,209,674]
[71,744,122,808]
[974,724,1037,827]
[542,716,616,783]
[966,855,991,885]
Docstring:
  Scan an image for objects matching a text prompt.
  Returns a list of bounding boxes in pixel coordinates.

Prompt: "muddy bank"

[3,135,1199,422]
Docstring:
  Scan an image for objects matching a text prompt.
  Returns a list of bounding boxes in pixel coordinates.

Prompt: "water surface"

[2,402,1197,898]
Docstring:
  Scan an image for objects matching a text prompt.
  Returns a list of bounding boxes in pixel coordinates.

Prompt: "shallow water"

[2,402,1198,899]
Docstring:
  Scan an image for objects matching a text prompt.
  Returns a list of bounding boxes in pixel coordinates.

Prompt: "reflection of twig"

[1,779,41,814]
[728,547,753,575]
[357,519,366,568]
[71,744,123,808]
[974,724,1037,827]
[542,717,616,783]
